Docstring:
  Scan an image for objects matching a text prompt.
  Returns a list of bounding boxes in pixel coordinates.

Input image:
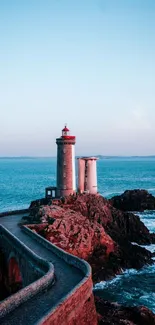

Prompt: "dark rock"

[110,189,155,212]
[29,197,52,210]
[95,296,155,325]
[105,209,154,245]
[0,249,10,300]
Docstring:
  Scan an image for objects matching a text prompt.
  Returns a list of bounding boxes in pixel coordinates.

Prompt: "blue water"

[0,157,155,312]
[1,157,155,211]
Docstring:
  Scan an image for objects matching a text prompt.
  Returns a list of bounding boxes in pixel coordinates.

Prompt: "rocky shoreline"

[25,190,155,324]
[95,296,155,325]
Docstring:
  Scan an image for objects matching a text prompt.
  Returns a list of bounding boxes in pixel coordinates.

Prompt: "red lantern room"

[62,125,70,137]
[61,124,75,140]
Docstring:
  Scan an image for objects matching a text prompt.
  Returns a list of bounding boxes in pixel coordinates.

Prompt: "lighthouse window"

[64,161,66,165]
[64,185,66,189]
[64,172,66,177]
[63,148,66,153]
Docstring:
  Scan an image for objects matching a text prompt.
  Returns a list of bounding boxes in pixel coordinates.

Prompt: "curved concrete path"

[0,214,84,325]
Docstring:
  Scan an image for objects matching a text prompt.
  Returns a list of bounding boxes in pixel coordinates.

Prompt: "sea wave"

[94,264,155,312]
[94,268,139,291]
[94,265,155,292]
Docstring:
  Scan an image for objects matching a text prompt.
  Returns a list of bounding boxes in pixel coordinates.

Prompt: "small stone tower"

[78,157,98,194]
[56,125,76,197]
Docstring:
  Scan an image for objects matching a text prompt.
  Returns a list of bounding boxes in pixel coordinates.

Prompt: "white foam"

[132,242,155,253]
[139,293,155,313]
[141,244,155,253]
[94,269,139,291]
[94,265,155,291]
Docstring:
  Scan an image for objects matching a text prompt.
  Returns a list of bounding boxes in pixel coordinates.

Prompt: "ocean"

[0,157,155,312]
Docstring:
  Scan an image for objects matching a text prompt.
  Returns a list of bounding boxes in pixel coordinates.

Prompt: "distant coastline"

[0,156,55,159]
[95,155,155,159]
[0,156,155,160]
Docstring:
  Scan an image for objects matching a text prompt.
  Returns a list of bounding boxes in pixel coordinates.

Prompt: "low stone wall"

[0,209,29,218]
[23,226,97,325]
[0,209,97,324]
[0,225,54,320]
[38,277,96,325]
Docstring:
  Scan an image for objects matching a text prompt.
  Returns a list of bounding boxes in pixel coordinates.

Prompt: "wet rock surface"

[95,296,155,325]
[110,189,155,212]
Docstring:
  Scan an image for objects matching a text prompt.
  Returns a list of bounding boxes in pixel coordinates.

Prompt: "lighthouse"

[45,126,99,200]
[56,125,76,197]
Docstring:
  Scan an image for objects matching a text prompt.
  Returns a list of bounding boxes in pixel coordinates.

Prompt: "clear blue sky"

[0,0,155,156]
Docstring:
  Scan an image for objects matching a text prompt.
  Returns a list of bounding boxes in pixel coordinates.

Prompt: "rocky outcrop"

[60,193,155,244]
[28,204,115,263]
[27,192,155,323]
[27,193,155,283]
[110,189,155,212]
[95,296,155,325]
[30,198,52,209]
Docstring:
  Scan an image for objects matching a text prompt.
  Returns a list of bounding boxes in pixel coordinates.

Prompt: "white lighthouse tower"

[45,126,99,200]
[56,125,76,197]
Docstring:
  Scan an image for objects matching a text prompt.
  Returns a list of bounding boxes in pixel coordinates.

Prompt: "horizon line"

[1,155,155,159]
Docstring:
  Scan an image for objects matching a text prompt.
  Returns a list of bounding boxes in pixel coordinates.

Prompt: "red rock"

[27,193,155,323]
[30,205,115,260]
[28,193,155,283]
